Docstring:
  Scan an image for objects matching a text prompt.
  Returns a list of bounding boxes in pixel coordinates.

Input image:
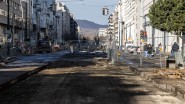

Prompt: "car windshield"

[127,46,133,48]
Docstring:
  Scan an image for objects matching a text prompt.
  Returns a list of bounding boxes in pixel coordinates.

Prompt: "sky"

[60,0,120,25]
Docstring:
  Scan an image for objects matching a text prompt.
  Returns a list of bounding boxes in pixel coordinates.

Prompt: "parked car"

[127,45,134,53]
[127,46,140,54]
[136,46,141,54]
[37,40,51,53]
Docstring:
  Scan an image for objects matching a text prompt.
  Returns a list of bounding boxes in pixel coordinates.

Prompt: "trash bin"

[166,57,176,68]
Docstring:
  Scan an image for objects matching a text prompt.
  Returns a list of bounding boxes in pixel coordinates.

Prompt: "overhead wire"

[65,3,117,7]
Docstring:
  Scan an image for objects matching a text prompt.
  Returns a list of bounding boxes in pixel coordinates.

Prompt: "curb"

[0,64,47,92]
[129,66,185,101]
[0,51,69,92]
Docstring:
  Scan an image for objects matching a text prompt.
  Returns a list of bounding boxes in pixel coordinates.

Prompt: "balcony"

[108,22,114,25]
[0,15,23,28]
[0,15,7,25]
[49,21,54,26]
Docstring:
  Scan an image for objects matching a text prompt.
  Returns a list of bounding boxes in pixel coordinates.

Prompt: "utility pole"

[140,0,145,66]
[124,25,128,53]
[56,16,59,45]
[35,0,41,52]
[25,2,28,42]
[118,2,123,62]
[12,0,15,47]
[7,0,10,56]
[36,11,40,50]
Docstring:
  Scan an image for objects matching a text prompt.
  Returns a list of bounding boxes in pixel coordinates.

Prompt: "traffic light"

[140,30,144,39]
[102,7,109,16]
[106,8,109,15]
[102,8,105,15]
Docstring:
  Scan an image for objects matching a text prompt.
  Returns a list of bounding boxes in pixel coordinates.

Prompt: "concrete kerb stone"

[128,65,185,101]
[0,65,47,92]
[0,51,70,92]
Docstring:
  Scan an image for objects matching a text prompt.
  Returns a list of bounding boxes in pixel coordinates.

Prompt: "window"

[19,5,21,10]
[59,2,63,7]
[12,1,14,6]
[15,3,17,9]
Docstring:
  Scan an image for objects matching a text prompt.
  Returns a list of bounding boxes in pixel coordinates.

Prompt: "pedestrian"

[171,42,179,56]
[151,45,155,57]
[143,43,148,58]
[147,44,153,59]
[158,43,162,53]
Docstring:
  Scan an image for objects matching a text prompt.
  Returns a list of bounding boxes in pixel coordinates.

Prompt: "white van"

[126,41,134,49]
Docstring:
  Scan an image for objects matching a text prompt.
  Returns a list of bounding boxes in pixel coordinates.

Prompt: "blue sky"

[62,0,120,25]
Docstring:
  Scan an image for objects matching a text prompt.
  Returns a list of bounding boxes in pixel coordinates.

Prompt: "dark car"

[37,40,51,53]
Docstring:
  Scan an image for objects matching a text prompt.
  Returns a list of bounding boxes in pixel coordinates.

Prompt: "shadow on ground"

[0,53,153,104]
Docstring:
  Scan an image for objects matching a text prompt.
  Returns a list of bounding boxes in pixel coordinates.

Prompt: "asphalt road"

[0,54,183,104]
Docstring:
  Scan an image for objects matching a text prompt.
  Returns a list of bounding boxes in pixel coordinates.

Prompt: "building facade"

[32,0,79,46]
[0,0,79,56]
[110,0,181,53]
[55,2,71,43]
[141,0,179,52]
[0,0,28,45]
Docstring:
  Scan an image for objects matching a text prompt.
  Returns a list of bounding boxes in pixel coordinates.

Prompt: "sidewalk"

[122,53,185,101]
[0,51,69,91]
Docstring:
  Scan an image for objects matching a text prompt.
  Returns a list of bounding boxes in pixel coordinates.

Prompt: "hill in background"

[76,20,108,29]
[76,20,108,40]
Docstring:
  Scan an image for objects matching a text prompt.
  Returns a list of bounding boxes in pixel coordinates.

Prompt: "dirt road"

[0,54,183,104]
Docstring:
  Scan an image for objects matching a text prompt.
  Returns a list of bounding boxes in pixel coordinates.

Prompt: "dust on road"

[0,55,183,104]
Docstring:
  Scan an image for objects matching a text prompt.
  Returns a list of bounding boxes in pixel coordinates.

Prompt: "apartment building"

[53,2,70,43]
[124,0,137,46]
[0,0,29,45]
[140,0,178,52]
[32,0,51,40]
[98,28,107,37]
[113,9,118,44]
[111,0,180,52]
[31,0,79,46]
[108,14,114,35]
